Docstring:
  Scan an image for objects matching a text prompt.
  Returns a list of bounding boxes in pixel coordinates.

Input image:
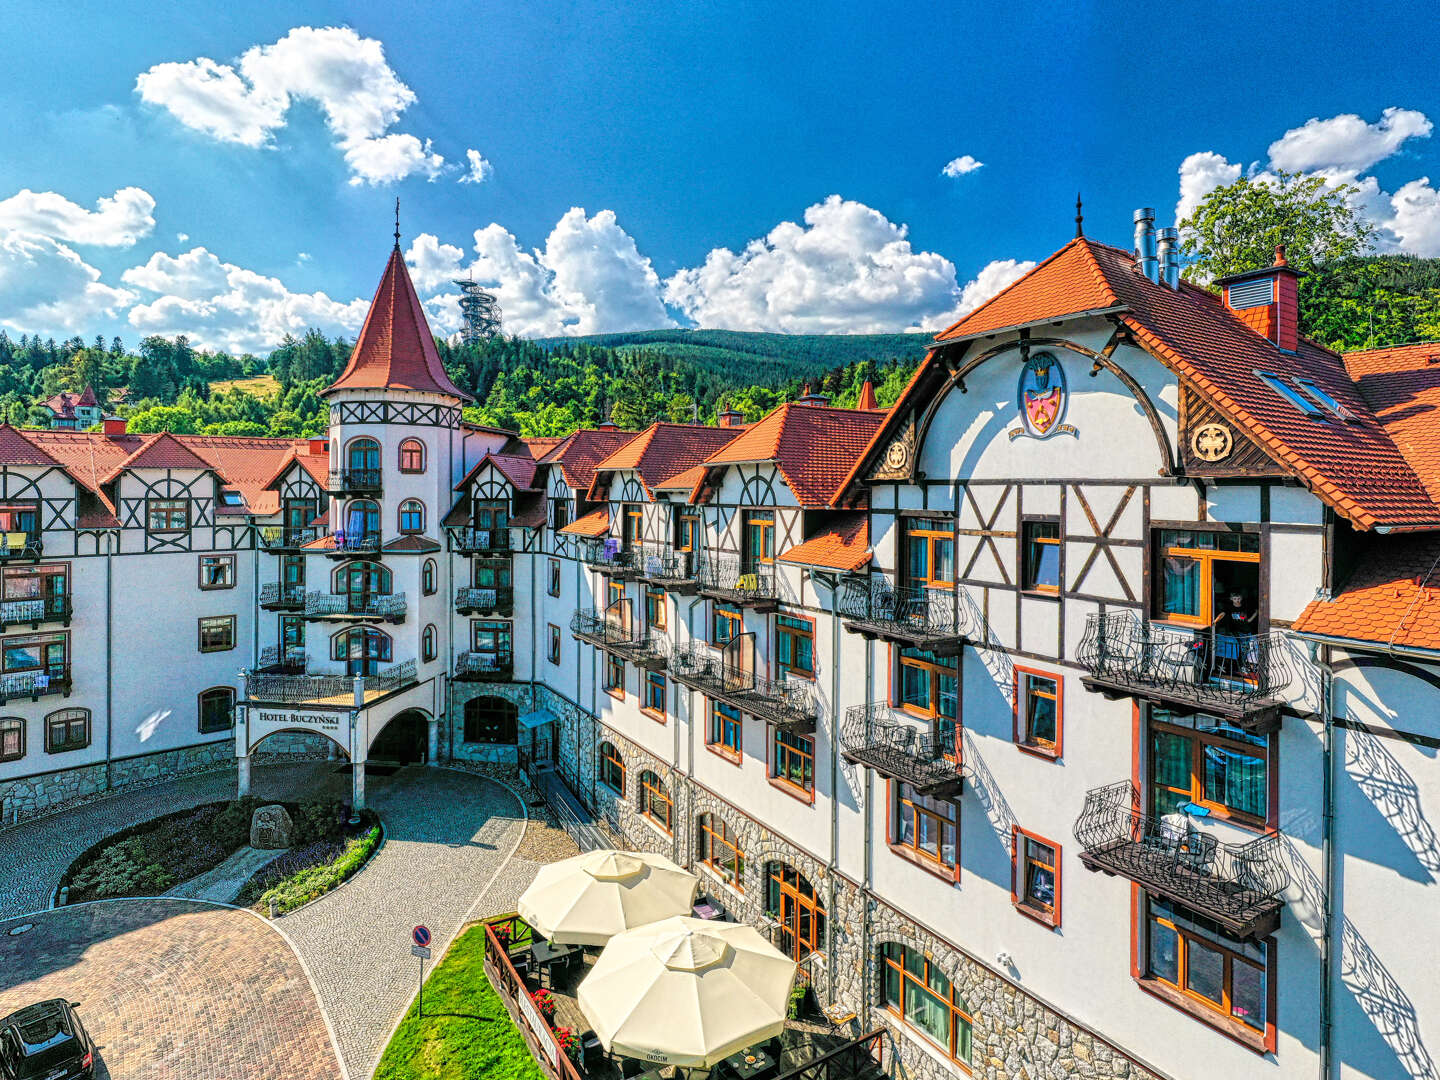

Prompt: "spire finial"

[1075,192,1084,238]
[393,198,401,248]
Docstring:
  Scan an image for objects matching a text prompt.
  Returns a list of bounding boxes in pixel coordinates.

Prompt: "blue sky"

[0,0,1437,352]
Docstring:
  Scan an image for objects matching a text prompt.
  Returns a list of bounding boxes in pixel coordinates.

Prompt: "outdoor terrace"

[327,468,383,496]
[257,645,307,674]
[582,539,639,578]
[258,526,321,553]
[632,541,703,593]
[837,576,967,656]
[242,659,417,706]
[839,702,962,797]
[697,554,778,612]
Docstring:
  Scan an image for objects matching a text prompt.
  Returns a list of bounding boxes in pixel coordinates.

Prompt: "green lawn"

[373,923,548,1080]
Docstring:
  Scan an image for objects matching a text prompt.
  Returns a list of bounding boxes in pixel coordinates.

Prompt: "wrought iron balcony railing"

[0,664,71,703]
[258,645,307,673]
[259,582,306,609]
[455,585,513,615]
[696,553,778,609]
[0,593,71,629]
[327,468,383,495]
[582,538,639,576]
[632,541,704,590]
[838,576,968,654]
[323,531,382,557]
[258,526,320,552]
[1077,612,1295,729]
[454,650,514,681]
[244,659,417,704]
[303,591,406,622]
[1074,780,1289,939]
[0,535,42,562]
[570,608,635,647]
[448,526,511,554]
[839,701,962,796]
[611,630,669,669]
[669,642,817,731]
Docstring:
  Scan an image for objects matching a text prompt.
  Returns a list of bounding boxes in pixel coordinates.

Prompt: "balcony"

[320,531,383,559]
[696,553,778,612]
[582,538,639,577]
[669,641,817,732]
[0,664,72,704]
[839,702,962,797]
[0,594,71,630]
[632,541,704,593]
[259,582,305,611]
[327,468,383,496]
[454,650,514,682]
[257,645,307,673]
[455,585,513,616]
[244,659,418,706]
[0,535,42,562]
[258,526,321,553]
[1077,612,1295,732]
[1074,780,1289,939]
[302,591,406,623]
[838,576,967,656]
[448,526,511,555]
[570,611,669,669]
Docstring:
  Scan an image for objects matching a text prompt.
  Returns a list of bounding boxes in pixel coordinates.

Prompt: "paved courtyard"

[0,900,340,1080]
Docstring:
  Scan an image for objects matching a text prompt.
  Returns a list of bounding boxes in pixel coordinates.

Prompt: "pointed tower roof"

[322,245,473,401]
[856,380,878,411]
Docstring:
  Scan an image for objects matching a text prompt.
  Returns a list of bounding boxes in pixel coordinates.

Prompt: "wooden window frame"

[645,587,667,632]
[198,615,236,653]
[198,554,235,590]
[0,717,23,762]
[707,699,743,763]
[345,436,381,471]
[548,558,561,598]
[398,438,426,474]
[776,613,815,680]
[147,498,190,533]
[1019,516,1061,595]
[905,517,956,588]
[599,741,625,795]
[880,942,973,1067]
[642,670,667,719]
[44,708,90,754]
[552,499,570,532]
[421,624,437,663]
[548,624,561,665]
[711,602,742,647]
[1012,826,1061,928]
[1149,712,1271,829]
[698,813,745,891]
[638,770,673,833]
[197,687,235,734]
[623,505,644,549]
[1013,666,1062,759]
[1152,526,1262,628]
[743,510,776,568]
[889,779,959,880]
[604,653,625,699]
[678,513,701,553]
[607,579,626,609]
[397,499,426,535]
[769,725,815,800]
[895,647,959,729]
[422,559,437,596]
[765,863,826,960]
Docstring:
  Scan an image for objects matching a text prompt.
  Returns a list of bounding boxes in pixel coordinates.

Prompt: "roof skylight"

[1255,371,1325,419]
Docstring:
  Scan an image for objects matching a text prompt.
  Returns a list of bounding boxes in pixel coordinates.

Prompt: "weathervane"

[394,198,401,248]
[1075,192,1084,238]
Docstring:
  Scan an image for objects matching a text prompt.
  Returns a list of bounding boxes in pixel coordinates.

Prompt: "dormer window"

[1254,371,1324,419]
[219,490,244,507]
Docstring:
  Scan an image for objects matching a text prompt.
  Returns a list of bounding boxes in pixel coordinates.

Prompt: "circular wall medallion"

[884,439,909,471]
[1191,422,1234,463]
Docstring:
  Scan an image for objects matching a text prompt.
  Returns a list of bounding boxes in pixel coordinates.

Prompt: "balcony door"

[283,498,317,537]
[347,438,380,475]
[340,562,388,611]
[766,862,825,960]
[338,627,389,675]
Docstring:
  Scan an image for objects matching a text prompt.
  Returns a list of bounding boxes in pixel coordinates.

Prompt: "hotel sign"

[244,704,350,753]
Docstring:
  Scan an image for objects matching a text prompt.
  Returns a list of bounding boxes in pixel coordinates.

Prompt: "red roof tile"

[101,432,213,481]
[779,512,870,571]
[1344,342,1440,507]
[591,423,746,499]
[559,507,610,537]
[324,245,472,401]
[0,425,62,467]
[1294,533,1440,650]
[540,429,640,493]
[455,452,539,492]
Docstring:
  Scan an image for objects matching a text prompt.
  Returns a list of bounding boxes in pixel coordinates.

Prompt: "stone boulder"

[249,804,294,850]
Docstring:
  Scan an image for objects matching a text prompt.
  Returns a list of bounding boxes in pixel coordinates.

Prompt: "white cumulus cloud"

[941,155,984,178]
[0,232,135,334]
[1388,178,1440,257]
[1175,151,1243,223]
[0,187,155,247]
[459,150,493,184]
[135,26,443,185]
[1267,107,1432,175]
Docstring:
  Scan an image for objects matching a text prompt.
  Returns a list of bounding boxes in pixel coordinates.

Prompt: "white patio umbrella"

[517,849,699,945]
[577,916,797,1068]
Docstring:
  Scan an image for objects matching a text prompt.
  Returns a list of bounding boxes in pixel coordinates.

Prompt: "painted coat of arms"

[1008,351,1078,441]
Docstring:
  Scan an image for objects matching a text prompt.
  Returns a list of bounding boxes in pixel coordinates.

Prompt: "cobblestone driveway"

[0,900,340,1080]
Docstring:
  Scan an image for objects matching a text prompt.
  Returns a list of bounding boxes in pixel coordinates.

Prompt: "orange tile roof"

[856,380,879,411]
[511,491,547,529]
[454,451,539,492]
[559,507,610,536]
[779,512,870,571]
[1294,533,1440,650]
[701,402,886,508]
[1344,342,1440,507]
[324,244,472,401]
[540,428,640,493]
[100,432,213,482]
[0,425,62,467]
[591,423,746,498]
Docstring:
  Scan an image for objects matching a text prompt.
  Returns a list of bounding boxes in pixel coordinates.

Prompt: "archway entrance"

[369,708,429,764]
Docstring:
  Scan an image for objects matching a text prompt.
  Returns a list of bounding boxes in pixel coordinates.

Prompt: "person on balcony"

[1210,590,1258,684]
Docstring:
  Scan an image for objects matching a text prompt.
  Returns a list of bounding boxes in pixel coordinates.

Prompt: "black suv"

[0,1000,95,1080]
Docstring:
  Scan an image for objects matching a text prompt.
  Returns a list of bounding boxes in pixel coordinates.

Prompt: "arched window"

[422,624,437,662]
[599,741,625,795]
[342,499,380,542]
[45,707,90,753]
[697,813,744,888]
[333,560,391,597]
[198,687,235,734]
[463,696,517,744]
[765,861,825,960]
[399,438,426,473]
[638,770,672,833]
[398,499,425,534]
[422,559,437,595]
[332,626,391,675]
[880,943,972,1066]
[346,437,380,472]
[0,717,24,762]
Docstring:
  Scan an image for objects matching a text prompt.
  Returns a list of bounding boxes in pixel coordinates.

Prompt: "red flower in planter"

[531,988,557,1020]
[553,1025,582,1063]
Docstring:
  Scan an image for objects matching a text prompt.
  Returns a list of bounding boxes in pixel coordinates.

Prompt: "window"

[548,624,561,665]
[548,558,561,597]
[422,624,437,662]
[906,517,955,587]
[1255,371,1324,417]
[147,498,189,532]
[645,587,666,631]
[422,559,437,595]
[398,499,425,534]
[471,622,512,668]
[599,741,625,794]
[198,615,236,653]
[0,502,38,539]
[639,770,672,832]
[342,499,380,541]
[198,687,235,733]
[893,782,957,869]
[2,565,67,618]
[678,513,701,552]
[897,647,958,745]
[776,614,814,678]
[771,728,814,794]
[1143,895,1268,1036]
[333,626,391,675]
[1013,828,1060,926]
[607,579,626,609]
[347,437,380,473]
[282,554,305,590]
[463,696,517,744]
[712,602,742,646]
[743,510,775,569]
[1151,710,1269,825]
[881,943,972,1066]
[643,670,666,716]
[698,813,745,889]
[0,717,23,762]
[1015,668,1062,757]
[2,632,67,676]
[623,505,643,549]
[198,554,235,589]
[1021,518,1060,593]
[280,615,305,651]
[219,489,244,507]
[283,497,318,538]
[335,560,392,599]
[474,559,511,594]
[45,708,89,754]
[766,862,825,960]
[474,501,509,531]
[398,438,426,472]
[1154,528,1261,630]
[708,700,742,758]
[1294,378,1353,420]
[552,500,570,532]
[605,653,625,697]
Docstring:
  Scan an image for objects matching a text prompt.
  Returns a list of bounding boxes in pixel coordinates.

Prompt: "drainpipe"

[811,569,843,1006]
[104,530,114,792]
[859,634,875,1033]
[1313,639,1337,1080]
[251,521,260,665]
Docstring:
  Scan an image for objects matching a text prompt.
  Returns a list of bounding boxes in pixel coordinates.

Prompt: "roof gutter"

[1288,629,1440,663]
[930,304,1131,347]
[1372,524,1440,534]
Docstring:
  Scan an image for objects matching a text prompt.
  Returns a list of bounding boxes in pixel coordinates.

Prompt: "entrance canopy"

[518,709,556,731]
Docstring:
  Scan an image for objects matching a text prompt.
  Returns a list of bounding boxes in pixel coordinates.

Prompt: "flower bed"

[236,815,381,916]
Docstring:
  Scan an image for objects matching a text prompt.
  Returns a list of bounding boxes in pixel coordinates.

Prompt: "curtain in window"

[1162,555,1201,617]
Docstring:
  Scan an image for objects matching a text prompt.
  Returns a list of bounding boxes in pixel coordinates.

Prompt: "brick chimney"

[796,382,829,407]
[307,438,327,456]
[1216,245,1304,353]
[102,417,127,436]
[717,409,745,428]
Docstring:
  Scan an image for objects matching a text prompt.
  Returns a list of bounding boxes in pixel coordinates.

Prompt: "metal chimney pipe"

[1133,208,1158,283]
[1157,227,1180,289]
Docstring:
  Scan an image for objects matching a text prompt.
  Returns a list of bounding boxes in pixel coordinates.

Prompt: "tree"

[1179,170,1375,283]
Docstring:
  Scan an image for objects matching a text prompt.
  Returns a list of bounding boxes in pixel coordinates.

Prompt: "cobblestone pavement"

[0,762,337,919]
[277,766,527,1078]
[0,900,339,1080]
